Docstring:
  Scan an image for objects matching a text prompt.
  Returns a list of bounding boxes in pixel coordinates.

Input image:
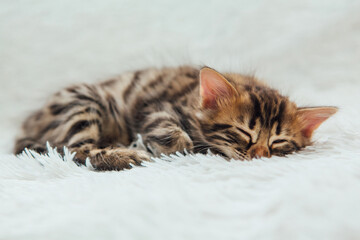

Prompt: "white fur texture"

[1,1,360,239]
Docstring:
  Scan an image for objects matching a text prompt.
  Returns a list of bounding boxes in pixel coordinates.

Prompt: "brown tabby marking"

[14,66,337,171]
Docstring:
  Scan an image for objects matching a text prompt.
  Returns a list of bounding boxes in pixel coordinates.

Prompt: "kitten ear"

[297,107,338,138]
[199,67,237,109]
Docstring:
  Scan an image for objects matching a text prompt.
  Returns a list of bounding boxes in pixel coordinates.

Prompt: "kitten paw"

[144,129,193,157]
[89,148,151,171]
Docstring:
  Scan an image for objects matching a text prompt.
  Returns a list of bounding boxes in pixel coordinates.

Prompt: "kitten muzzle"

[250,146,270,159]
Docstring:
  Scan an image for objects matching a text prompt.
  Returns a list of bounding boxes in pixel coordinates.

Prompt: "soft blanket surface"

[1,1,360,239]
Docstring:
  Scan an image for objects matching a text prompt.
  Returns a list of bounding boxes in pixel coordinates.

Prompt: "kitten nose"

[251,146,270,159]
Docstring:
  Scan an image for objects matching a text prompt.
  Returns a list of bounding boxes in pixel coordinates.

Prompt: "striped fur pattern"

[14,66,337,171]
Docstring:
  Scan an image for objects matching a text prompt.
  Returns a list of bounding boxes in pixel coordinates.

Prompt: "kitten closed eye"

[271,139,288,146]
[270,139,300,156]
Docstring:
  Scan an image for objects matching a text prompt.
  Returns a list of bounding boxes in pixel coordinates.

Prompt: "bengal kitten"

[14,66,337,171]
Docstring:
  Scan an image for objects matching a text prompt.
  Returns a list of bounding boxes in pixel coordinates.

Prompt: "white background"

[1,1,360,239]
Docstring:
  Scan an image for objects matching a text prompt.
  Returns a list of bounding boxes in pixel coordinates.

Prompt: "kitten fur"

[14,66,337,171]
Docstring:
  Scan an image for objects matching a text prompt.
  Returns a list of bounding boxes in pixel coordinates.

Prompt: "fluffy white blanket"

[1,0,360,239]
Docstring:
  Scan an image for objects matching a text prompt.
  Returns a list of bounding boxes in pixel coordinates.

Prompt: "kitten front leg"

[140,111,193,156]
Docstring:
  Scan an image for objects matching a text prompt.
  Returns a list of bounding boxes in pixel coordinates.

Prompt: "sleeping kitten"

[14,66,337,171]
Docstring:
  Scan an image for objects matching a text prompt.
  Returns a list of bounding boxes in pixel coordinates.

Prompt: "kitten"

[14,66,337,171]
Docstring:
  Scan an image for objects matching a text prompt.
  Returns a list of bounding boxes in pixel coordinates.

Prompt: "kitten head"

[196,67,337,160]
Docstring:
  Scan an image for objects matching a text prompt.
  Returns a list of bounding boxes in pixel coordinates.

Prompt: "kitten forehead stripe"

[249,93,263,129]
[275,101,286,135]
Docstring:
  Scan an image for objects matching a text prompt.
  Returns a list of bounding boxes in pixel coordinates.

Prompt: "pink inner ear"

[298,107,338,138]
[200,67,236,109]
[301,116,325,138]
